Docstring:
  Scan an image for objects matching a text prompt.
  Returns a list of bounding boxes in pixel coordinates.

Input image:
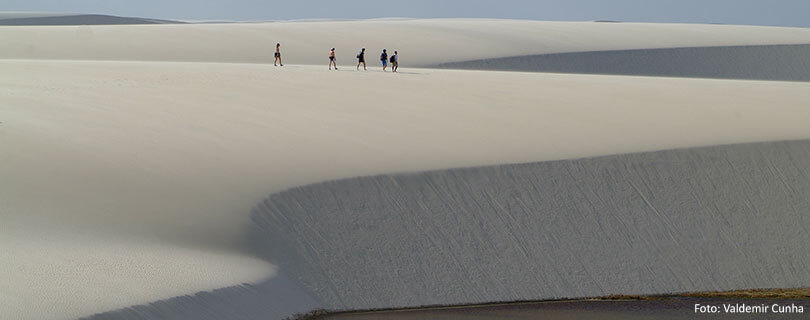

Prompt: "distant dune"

[0,13,182,25]
[1,19,810,80]
[439,44,810,81]
[3,17,810,320]
[0,12,72,19]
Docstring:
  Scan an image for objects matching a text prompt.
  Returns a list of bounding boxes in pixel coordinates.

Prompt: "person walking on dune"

[274,43,283,66]
[391,51,399,72]
[380,49,389,72]
[329,48,338,70]
[356,48,367,71]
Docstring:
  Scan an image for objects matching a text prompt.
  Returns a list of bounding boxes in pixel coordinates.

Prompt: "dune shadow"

[436,44,810,81]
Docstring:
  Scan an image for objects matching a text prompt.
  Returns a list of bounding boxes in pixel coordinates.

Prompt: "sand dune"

[0,13,181,25]
[0,12,74,19]
[85,275,320,320]
[251,140,810,312]
[4,59,810,319]
[439,44,810,81]
[88,140,810,319]
[2,19,808,80]
[0,230,273,319]
[1,19,810,68]
[3,18,810,320]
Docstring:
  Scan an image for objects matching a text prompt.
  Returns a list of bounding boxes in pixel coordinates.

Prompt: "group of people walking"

[273,43,399,72]
[354,47,399,72]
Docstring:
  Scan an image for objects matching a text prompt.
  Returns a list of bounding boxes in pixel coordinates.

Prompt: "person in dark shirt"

[357,48,366,71]
[391,51,399,72]
[329,48,338,70]
[274,43,283,67]
[380,49,389,72]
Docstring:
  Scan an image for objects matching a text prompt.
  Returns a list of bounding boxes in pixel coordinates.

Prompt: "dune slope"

[251,140,810,311]
[86,140,810,319]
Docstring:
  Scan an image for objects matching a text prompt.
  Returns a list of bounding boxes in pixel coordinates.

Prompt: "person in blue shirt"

[380,49,388,72]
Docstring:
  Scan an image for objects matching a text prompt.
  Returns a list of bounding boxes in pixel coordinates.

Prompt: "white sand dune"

[2,19,810,67]
[0,229,273,319]
[439,44,810,81]
[3,18,810,320]
[5,60,810,319]
[249,140,810,313]
[3,19,809,81]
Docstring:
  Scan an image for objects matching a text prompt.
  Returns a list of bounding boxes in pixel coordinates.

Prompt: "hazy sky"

[3,0,810,27]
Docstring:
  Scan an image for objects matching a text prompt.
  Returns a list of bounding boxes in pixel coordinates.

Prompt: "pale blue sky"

[3,0,809,28]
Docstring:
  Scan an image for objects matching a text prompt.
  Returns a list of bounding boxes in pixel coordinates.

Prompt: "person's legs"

[383,60,387,71]
[363,61,367,70]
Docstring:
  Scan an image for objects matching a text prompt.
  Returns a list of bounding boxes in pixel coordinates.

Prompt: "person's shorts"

[359,58,365,63]
[274,52,280,58]
[329,56,335,61]
[382,60,388,66]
